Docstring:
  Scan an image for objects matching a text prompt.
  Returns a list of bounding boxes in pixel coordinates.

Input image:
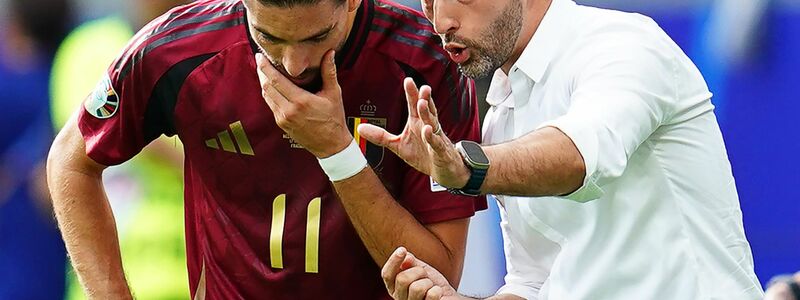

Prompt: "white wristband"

[317,139,368,182]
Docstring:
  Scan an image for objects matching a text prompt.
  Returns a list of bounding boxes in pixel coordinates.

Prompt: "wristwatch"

[448,141,490,196]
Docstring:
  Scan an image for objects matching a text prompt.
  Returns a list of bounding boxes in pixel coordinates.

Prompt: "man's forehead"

[247,1,343,36]
[245,0,342,17]
[253,22,335,42]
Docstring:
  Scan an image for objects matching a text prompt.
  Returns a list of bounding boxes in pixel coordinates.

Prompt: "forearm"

[332,167,466,285]
[486,294,526,300]
[449,293,525,300]
[47,127,131,299]
[481,127,584,197]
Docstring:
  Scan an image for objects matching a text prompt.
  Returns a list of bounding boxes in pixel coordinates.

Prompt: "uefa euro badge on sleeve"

[85,74,119,119]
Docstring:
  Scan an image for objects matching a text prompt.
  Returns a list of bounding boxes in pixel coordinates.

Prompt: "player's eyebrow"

[254,24,335,43]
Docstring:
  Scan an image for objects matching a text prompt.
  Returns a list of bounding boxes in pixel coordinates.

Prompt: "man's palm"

[358,78,436,174]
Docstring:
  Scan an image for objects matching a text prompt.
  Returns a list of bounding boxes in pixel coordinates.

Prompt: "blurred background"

[0,0,796,298]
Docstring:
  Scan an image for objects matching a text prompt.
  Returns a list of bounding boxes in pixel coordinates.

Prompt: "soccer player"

[46,0,485,299]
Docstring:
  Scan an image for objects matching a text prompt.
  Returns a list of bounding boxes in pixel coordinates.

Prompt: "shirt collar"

[512,0,577,83]
[486,69,514,107]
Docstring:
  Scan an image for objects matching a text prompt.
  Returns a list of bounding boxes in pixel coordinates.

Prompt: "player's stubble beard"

[443,0,524,79]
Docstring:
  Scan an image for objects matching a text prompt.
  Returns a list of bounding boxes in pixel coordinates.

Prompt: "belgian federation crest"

[85,74,119,119]
[348,117,387,168]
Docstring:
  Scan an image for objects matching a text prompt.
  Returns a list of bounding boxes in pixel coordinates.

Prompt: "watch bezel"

[456,141,490,170]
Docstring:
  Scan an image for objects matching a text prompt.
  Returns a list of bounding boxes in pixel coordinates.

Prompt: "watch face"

[462,141,490,166]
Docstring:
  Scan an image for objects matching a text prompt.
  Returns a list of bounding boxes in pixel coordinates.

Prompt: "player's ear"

[347,0,361,13]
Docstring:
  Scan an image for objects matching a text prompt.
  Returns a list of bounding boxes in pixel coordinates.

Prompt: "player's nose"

[282,46,310,78]
[431,0,460,36]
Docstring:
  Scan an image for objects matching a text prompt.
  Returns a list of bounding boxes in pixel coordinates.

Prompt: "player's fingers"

[417,99,441,136]
[418,99,451,154]
[408,278,435,300]
[425,286,443,300]
[404,78,420,118]
[400,252,416,270]
[260,81,290,114]
[418,85,437,116]
[381,247,408,295]
[402,252,427,269]
[395,266,428,300]
[422,124,450,155]
[255,53,305,100]
[358,124,400,153]
[255,57,271,90]
[319,49,341,97]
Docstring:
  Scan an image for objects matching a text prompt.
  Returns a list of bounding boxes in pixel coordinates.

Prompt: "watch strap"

[448,166,486,196]
[462,166,486,195]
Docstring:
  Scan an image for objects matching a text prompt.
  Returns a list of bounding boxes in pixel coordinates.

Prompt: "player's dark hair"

[256,0,347,8]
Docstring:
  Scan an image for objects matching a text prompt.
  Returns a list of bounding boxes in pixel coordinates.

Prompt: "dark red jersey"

[78,0,485,298]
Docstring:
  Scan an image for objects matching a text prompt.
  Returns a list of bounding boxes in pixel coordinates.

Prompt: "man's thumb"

[357,124,398,151]
[320,49,339,94]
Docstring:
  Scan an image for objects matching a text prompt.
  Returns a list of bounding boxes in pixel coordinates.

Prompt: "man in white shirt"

[357,0,764,299]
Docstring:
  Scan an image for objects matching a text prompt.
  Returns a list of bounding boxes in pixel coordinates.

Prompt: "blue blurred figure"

[392,0,422,11]
[0,0,73,298]
[693,0,770,124]
[693,0,800,287]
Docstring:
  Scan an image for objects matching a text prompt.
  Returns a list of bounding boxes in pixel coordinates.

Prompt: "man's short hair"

[256,0,347,7]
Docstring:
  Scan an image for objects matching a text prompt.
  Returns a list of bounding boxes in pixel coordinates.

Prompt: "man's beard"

[444,0,524,79]
[294,71,323,93]
[265,58,324,93]
[256,37,347,93]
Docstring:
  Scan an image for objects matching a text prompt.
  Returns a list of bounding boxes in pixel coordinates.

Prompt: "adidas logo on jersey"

[205,121,254,156]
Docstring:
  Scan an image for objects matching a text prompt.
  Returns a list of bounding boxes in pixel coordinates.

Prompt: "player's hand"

[255,49,353,158]
[382,247,460,300]
[357,79,469,189]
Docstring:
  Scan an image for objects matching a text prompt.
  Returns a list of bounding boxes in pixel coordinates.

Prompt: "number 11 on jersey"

[269,194,322,273]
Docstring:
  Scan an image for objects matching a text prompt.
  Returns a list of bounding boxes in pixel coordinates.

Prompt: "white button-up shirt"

[483,0,763,299]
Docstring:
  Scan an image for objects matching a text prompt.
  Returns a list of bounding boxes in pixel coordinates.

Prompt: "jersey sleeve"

[77,28,173,166]
[399,61,488,224]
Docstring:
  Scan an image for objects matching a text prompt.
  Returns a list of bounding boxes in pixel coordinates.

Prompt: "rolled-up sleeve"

[539,36,676,202]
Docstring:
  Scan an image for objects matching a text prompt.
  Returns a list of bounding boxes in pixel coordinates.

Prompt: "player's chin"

[282,67,320,90]
[297,76,323,93]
